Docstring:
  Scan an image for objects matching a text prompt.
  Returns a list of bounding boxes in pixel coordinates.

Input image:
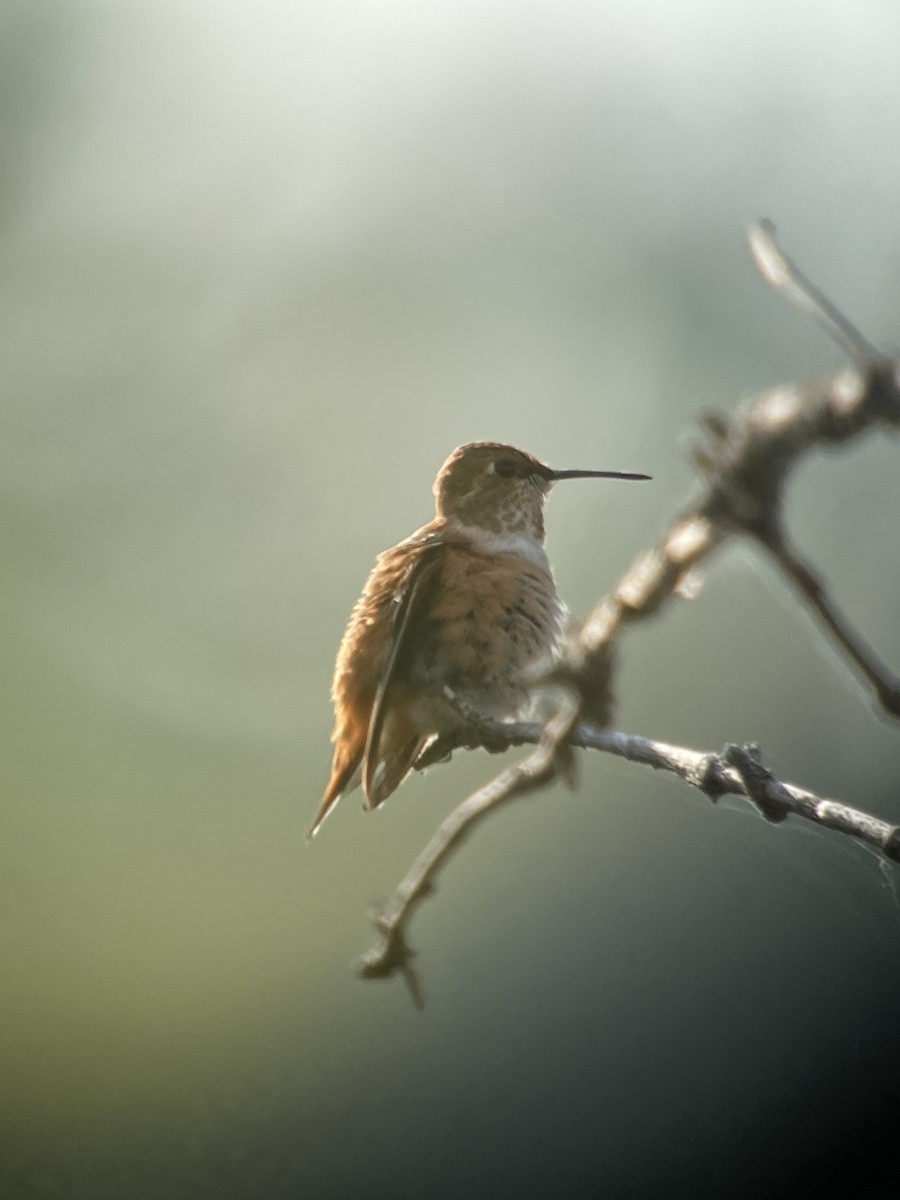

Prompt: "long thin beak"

[546,468,652,482]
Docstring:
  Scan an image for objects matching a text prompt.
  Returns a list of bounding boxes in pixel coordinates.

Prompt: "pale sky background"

[3,2,900,1196]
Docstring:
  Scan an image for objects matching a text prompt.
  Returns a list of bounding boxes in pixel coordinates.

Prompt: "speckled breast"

[411,545,565,717]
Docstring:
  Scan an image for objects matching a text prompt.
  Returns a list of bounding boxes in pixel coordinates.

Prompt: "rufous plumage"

[309,442,649,836]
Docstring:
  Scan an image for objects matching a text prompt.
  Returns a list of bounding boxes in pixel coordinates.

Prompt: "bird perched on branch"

[309,441,650,836]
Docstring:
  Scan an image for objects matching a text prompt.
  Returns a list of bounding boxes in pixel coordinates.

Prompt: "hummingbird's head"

[433,442,650,540]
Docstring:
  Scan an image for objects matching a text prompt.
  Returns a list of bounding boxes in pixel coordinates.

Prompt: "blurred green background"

[3,1,900,1196]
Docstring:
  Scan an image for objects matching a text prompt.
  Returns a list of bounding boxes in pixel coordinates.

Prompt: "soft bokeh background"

[3,1,900,1196]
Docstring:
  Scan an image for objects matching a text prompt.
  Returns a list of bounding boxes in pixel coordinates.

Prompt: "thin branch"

[358,742,558,1006]
[754,526,900,717]
[573,224,900,717]
[357,719,900,993]
[575,358,900,669]
[419,717,900,855]
[749,219,885,367]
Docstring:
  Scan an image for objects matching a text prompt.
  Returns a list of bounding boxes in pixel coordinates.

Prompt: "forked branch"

[358,718,900,1003]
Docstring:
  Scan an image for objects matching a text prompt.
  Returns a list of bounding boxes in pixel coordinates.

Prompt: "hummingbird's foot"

[440,687,521,755]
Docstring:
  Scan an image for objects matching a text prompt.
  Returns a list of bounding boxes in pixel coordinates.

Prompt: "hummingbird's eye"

[493,458,516,478]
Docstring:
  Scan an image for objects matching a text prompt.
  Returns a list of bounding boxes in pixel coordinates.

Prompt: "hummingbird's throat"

[445,520,551,570]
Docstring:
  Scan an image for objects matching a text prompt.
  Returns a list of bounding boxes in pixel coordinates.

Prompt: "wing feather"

[362,543,442,807]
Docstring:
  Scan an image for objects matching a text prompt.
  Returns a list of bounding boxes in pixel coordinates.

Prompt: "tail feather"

[307,754,362,839]
[364,734,430,810]
[310,711,430,837]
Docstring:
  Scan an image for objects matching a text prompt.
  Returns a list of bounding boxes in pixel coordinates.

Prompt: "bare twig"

[755,527,900,717]
[358,740,559,1005]
[358,701,579,1005]
[749,219,885,367]
[358,718,900,992]
[573,223,900,716]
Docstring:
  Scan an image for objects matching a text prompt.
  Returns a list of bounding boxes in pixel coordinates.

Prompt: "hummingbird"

[308,442,650,836]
